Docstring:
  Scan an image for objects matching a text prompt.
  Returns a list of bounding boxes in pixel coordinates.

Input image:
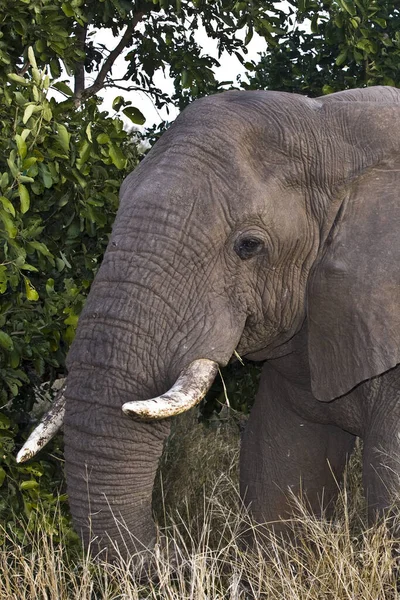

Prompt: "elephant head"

[18,86,400,559]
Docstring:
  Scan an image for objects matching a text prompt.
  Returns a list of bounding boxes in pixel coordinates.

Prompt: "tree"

[0,46,141,533]
[243,0,400,96]
[0,0,292,115]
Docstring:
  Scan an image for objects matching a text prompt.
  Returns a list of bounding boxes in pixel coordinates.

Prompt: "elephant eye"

[234,236,265,260]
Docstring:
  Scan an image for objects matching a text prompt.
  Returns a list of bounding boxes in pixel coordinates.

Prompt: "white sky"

[90,25,269,128]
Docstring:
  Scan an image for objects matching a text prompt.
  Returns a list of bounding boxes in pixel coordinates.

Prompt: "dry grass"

[1,412,399,599]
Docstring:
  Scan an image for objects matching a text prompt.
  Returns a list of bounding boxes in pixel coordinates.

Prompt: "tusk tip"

[16,446,34,464]
[122,401,157,421]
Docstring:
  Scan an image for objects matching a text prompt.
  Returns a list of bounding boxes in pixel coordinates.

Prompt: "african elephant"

[18,86,400,559]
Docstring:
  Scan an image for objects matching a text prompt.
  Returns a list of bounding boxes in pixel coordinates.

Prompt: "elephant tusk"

[16,383,66,463]
[122,359,219,421]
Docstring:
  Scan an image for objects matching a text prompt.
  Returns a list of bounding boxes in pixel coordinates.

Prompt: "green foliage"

[1,0,292,115]
[0,51,138,539]
[244,0,400,96]
[0,53,137,405]
[137,0,288,110]
[202,362,261,422]
[0,407,74,545]
[0,0,85,81]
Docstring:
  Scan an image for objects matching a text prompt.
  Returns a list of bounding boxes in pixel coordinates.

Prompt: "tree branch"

[74,22,87,102]
[81,12,144,100]
[105,81,169,99]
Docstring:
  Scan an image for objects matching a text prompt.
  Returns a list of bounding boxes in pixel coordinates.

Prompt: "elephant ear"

[307,155,400,401]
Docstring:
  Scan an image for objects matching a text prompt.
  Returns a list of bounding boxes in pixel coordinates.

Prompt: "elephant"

[17,86,400,560]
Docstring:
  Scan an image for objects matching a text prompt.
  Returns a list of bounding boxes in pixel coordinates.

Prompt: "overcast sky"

[91,26,268,128]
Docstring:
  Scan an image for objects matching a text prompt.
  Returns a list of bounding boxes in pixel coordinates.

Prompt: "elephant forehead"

[120,92,319,201]
[117,163,297,238]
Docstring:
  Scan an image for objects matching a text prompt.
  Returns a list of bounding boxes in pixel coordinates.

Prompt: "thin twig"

[80,11,144,100]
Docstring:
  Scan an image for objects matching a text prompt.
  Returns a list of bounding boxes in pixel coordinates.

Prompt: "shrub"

[0,50,139,538]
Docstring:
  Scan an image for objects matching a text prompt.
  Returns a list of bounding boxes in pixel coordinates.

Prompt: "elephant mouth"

[16,358,219,463]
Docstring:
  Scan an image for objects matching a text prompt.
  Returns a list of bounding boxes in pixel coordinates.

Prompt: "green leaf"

[23,104,35,124]
[21,129,31,141]
[0,196,15,217]
[86,123,92,142]
[0,266,7,293]
[24,277,39,301]
[96,133,110,144]
[108,145,127,170]
[181,69,189,88]
[18,184,30,214]
[64,313,78,326]
[245,25,253,45]
[0,173,9,190]
[20,263,39,272]
[23,157,37,170]
[35,39,47,53]
[59,251,71,268]
[7,154,19,178]
[112,95,125,111]
[0,331,14,351]
[322,84,335,95]
[20,480,39,490]
[9,348,20,367]
[356,39,374,53]
[0,467,6,487]
[76,140,91,170]
[7,73,29,86]
[335,49,348,66]
[28,241,53,258]
[15,134,27,159]
[0,210,17,238]
[338,0,356,15]
[52,81,73,96]
[27,46,37,69]
[46,278,54,294]
[42,105,52,121]
[61,3,74,17]
[311,14,318,34]
[32,68,41,87]
[122,107,146,125]
[373,17,386,28]
[55,123,70,153]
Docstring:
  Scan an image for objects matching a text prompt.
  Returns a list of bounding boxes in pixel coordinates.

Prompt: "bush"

[0,50,139,539]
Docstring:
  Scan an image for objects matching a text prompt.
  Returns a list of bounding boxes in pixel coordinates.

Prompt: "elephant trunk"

[61,266,226,558]
[51,203,245,558]
[64,368,172,559]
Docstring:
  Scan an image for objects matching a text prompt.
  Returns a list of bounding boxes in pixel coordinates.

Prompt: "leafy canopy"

[0,47,137,534]
[243,0,400,96]
[0,0,289,115]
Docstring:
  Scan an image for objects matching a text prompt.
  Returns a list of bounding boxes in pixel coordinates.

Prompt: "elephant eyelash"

[234,237,265,260]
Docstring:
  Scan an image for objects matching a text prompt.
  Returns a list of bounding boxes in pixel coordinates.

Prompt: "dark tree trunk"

[74,23,87,105]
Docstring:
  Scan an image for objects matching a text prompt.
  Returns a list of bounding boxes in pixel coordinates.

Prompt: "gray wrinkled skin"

[63,87,400,559]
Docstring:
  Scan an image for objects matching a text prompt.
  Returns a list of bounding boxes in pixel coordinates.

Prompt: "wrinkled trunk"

[62,184,245,559]
[63,273,178,558]
[64,371,170,558]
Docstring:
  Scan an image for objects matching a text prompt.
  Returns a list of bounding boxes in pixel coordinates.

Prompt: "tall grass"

[1,414,398,599]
